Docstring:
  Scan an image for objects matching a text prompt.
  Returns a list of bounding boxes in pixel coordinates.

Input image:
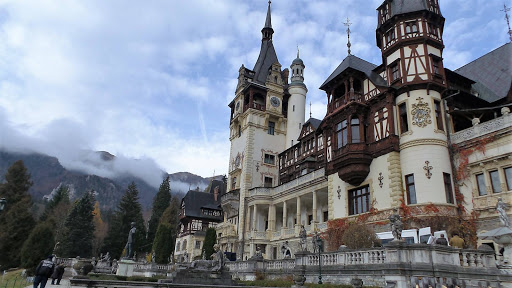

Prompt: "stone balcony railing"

[450,113,511,144]
[249,168,325,197]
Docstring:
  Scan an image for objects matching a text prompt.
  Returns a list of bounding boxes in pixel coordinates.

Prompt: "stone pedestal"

[116,259,135,276]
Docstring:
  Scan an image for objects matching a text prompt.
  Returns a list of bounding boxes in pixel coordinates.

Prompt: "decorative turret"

[286,48,307,149]
[261,1,274,41]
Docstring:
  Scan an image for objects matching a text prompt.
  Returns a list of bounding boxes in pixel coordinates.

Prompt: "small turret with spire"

[262,1,274,41]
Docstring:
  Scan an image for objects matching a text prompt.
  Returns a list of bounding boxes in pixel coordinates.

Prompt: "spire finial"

[309,102,312,119]
[501,4,512,42]
[297,45,300,58]
[343,17,352,55]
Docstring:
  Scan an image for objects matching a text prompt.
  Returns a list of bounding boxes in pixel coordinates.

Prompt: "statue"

[389,208,403,241]
[497,197,510,227]
[299,225,307,251]
[125,222,136,259]
[100,252,110,263]
[151,251,156,263]
[281,241,291,258]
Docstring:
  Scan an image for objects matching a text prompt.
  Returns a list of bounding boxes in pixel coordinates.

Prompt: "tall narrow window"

[405,21,418,34]
[399,103,409,133]
[476,173,487,196]
[489,170,502,193]
[434,100,443,130]
[348,186,370,215]
[390,63,400,81]
[264,177,273,188]
[505,167,512,191]
[268,121,275,135]
[238,125,241,137]
[443,173,454,204]
[405,174,417,204]
[351,118,361,143]
[336,120,348,148]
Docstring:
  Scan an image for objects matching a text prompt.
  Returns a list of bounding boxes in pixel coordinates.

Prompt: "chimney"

[214,186,219,201]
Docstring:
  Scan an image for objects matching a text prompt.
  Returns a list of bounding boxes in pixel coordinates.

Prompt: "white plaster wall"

[251,124,286,188]
[369,154,394,210]
[427,46,442,57]
[387,49,401,64]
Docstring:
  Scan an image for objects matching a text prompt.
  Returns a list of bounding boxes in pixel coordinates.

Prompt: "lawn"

[0,269,33,288]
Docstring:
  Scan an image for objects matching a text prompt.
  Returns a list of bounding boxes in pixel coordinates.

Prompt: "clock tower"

[226,1,291,257]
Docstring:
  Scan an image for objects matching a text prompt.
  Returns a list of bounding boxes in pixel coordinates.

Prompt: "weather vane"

[501,4,512,42]
[343,17,352,55]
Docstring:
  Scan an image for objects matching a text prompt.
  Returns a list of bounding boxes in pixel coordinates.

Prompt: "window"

[348,186,370,215]
[293,105,295,112]
[264,177,273,188]
[238,125,241,137]
[336,120,348,148]
[489,170,502,193]
[432,58,441,75]
[476,173,487,196]
[405,174,417,204]
[351,117,361,143]
[505,167,512,190]
[323,211,328,222]
[176,241,180,251]
[195,241,201,249]
[264,154,275,165]
[308,214,313,225]
[390,63,400,81]
[182,240,187,251]
[428,23,439,37]
[268,121,275,135]
[405,21,418,34]
[386,28,396,44]
[232,177,236,190]
[399,103,409,133]
[443,173,454,204]
[434,100,443,130]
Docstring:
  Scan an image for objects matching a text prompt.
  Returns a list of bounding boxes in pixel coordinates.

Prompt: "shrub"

[341,222,380,249]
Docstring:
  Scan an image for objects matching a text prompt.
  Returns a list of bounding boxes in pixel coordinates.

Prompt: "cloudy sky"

[0,0,510,187]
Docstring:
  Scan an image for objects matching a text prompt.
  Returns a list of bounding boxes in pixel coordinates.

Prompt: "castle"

[215,0,512,261]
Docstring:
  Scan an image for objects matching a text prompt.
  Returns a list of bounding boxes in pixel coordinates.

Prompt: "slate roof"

[253,40,279,84]
[305,118,322,130]
[320,55,387,90]
[454,43,512,103]
[181,190,222,221]
[377,0,440,28]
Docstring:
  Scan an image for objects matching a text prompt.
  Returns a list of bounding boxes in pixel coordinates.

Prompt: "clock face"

[270,96,280,107]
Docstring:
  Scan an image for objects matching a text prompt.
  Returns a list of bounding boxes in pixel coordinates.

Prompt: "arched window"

[351,117,361,143]
[182,239,187,251]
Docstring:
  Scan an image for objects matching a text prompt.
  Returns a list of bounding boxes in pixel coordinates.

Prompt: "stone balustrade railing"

[249,168,326,198]
[299,249,386,267]
[450,113,511,144]
[264,259,296,270]
[460,249,495,268]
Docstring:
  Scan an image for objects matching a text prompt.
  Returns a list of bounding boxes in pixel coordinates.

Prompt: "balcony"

[450,113,511,144]
[244,102,265,113]
[249,168,326,198]
[330,143,372,186]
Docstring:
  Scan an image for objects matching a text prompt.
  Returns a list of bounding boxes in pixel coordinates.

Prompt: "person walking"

[50,263,65,285]
[33,256,55,288]
[449,232,465,249]
[435,234,448,246]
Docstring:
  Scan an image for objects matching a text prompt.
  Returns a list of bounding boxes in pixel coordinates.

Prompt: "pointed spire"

[297,45,300,58]
[501,4,512,42]
[343,17,352,55]
[261,1,274,41]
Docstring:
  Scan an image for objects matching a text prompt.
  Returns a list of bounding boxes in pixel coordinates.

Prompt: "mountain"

[0,151,213,211]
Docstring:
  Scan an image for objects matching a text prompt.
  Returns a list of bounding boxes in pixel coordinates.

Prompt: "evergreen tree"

[20,222,55,272]
[102,182,147,259]
[40,185,70,222]
[0,160,35,269]
[147,176,171,246]
[201,227,217,260]
[60,192,95,258]
[152,196,180,263]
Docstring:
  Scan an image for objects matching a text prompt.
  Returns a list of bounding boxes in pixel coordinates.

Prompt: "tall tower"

[376,0,455,206]
[286,49,307,149]
[226,1,287,258]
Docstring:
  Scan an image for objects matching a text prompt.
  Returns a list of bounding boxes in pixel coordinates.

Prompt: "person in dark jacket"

[50,263,65,285]
[435,234,448,246]
[33,256,55,288]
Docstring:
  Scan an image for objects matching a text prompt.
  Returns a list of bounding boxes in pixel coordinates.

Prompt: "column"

[296,196,301,226]
[283,201,287,228]
[312,191,318,223]
[252,204,258,231]
[268,204,275,231]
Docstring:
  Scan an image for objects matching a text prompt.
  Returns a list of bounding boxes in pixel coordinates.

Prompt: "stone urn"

[73,259,94,276]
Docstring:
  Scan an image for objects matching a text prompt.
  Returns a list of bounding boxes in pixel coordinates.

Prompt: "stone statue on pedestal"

[299,225,307,251]
[389,208,403,241]
[497,197,510,228]
[125,222,136,259]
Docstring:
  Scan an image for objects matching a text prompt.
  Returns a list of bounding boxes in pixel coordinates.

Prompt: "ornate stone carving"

[378,172,384,188]
[423,161,433,179]
[411,97,432,127]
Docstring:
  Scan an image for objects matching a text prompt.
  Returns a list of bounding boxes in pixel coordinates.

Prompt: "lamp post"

[315,234,323,284]
[0,198,6,212]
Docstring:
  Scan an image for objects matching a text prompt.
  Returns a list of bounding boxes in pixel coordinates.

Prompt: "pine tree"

[102,182,147,259]
[152,196,179,263]
[40,185,70,222]
[60,192,95,258]
[147,176,171,246]
[201,227,217,260]
[20,222,55,272]
[0,160,35,268]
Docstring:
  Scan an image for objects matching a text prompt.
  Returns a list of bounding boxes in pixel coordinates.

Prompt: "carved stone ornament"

[337,186,342,199]
[411,97,432,127]
[423,160,433,179]
[378,172,384,188]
